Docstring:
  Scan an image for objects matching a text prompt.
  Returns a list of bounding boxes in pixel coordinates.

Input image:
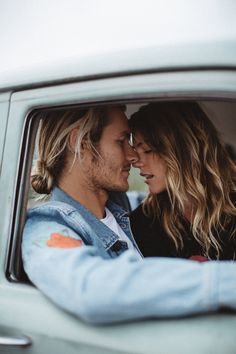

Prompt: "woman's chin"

[148,185,166,195]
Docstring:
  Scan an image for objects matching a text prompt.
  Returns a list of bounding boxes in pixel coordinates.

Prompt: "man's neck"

[58,179,108,219]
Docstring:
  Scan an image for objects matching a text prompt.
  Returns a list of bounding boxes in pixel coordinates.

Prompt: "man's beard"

[86,156,128,193]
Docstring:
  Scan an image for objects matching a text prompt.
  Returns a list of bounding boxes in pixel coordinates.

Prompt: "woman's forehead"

[133,131,149,147]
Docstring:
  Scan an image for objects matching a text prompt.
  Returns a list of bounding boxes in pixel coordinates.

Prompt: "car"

[0,1,236,353]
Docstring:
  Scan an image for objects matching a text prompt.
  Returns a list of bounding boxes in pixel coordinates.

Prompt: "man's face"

[84,108,137,193]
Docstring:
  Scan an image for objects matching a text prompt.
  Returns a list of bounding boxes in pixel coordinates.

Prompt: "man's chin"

[119,181,129,192]
[108,183,129,193]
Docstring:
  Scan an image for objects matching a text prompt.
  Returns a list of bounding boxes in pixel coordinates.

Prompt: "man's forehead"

[106,109,130,133]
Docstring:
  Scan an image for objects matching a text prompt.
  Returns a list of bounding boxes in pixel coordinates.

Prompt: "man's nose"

[126,145,139,164]
[132,157,144,168]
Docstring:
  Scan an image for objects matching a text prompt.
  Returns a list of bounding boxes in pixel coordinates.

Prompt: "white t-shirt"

[101,208,141,258]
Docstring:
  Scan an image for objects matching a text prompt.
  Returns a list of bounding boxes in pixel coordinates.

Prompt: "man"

[23,105,236,324]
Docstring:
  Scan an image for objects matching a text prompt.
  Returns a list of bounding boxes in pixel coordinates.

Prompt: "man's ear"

[68,128,80,152]
[68,128,88,154]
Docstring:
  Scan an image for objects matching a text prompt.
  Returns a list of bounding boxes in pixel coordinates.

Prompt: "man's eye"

[144,149,152,154]
[117,139,125,145]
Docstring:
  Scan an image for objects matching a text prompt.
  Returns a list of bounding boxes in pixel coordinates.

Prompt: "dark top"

[130,192,236,260]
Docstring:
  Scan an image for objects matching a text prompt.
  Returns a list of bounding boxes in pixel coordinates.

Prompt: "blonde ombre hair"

[32,106,125,194]
[130,102,236,258]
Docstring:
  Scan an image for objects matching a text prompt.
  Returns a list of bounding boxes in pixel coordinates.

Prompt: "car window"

[7,99,236,284]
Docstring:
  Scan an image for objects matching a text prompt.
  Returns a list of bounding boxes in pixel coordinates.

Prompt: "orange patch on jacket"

[47,233,83,248]
[189,255,209,262]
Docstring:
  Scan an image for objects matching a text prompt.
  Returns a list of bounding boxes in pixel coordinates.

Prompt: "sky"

[1,0,236,74]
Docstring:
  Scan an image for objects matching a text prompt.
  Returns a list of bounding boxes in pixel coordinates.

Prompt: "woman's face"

[133,131,167,194]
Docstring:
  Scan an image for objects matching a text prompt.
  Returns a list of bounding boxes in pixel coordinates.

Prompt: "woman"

[129,102,236,260]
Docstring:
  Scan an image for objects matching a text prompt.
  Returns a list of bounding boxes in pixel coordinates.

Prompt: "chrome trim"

[0,335,32,347]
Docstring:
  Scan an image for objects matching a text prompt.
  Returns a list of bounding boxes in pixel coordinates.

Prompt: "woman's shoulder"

[130,203,144,217]
[130,192,168,220]
[129,203,153,223]
[129,202,161,235]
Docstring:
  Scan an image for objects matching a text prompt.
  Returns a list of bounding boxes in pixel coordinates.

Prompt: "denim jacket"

[27,187,142,259]
[22,187,236,324]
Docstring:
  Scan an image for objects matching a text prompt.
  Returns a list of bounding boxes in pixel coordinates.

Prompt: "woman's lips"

[140,173,154,183]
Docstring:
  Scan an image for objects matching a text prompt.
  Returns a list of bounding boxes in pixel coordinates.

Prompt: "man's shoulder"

[25,201,81,245]
[23,201,86,252]
[27,200,77,217]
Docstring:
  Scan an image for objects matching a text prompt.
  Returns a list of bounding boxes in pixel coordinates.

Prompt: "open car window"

[9,99,233,285]
[27,100,236,213]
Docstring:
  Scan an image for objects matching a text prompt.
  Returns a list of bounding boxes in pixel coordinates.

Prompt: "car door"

[0,70,236,354]
[0,93,11,172]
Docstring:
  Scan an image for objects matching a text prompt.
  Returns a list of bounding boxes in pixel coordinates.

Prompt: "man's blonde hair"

[31,106,125,194]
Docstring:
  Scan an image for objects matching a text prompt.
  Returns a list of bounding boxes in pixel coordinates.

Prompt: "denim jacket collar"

[50,187,132,252]
[51,186,128,218]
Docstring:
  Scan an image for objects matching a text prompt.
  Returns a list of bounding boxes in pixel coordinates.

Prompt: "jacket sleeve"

[22,217,236,324]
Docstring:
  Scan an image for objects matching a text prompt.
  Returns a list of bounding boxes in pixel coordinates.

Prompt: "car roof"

[1,0,236,91]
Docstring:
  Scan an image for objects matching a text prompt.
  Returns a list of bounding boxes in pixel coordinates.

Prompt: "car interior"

[6,99,236,284]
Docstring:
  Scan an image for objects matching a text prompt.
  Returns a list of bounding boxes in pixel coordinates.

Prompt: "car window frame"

[2,69,236,282]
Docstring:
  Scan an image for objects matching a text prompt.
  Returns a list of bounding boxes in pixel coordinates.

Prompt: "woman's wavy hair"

[31,105,125,195]
[129,102,236,258]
